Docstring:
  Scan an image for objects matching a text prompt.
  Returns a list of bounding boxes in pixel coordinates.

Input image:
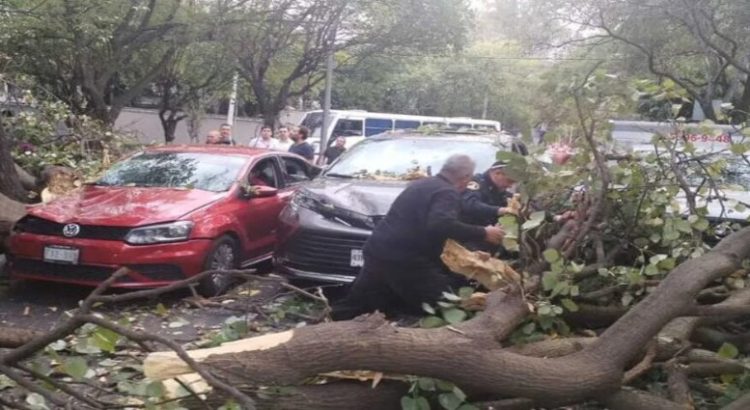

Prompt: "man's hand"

[484,226,505,245]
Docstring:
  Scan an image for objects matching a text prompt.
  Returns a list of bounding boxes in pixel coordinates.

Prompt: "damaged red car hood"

[28,185,225,226]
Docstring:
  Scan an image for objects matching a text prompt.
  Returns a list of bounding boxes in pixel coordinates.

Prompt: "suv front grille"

[285,230,368,277]
[15,216,130,241]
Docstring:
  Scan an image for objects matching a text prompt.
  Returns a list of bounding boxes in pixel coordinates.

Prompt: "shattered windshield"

[97,152,248,192]
[682,156,750,190]
[325,138,499,180]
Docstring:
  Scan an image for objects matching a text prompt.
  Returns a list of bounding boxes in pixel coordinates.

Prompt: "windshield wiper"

[325,173,355,179]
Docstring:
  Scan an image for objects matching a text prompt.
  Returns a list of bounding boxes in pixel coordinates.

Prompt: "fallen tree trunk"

[142,227,750,409]
[0,191,26,250]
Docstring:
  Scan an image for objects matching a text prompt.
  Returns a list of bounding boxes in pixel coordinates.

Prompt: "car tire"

[198,235,239,297]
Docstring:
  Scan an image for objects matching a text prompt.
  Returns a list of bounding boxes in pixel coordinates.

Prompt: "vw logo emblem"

[62,224,81,238]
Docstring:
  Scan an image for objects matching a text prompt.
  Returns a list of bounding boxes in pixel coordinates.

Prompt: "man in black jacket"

[331,154,505,320]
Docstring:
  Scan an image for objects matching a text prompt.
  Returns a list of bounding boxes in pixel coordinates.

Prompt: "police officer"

[459,160,518,255]
[462,160,517,225]
[331,154,505,320]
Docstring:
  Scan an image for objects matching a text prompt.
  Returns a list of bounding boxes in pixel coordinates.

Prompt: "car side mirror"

[240,185,278,199]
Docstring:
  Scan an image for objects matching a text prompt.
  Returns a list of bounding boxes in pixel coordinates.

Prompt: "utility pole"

[227,72,239,126]
[318,24,337,165]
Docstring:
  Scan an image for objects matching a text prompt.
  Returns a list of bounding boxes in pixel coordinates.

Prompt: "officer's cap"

[489,160,509,171]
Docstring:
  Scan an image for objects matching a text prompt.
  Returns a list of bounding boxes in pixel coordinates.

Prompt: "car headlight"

[291,190,332,213]
[125,221,194,245]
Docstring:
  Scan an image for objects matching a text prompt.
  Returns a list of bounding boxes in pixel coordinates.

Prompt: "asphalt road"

[0,259,296,343]
[0,257,348,344]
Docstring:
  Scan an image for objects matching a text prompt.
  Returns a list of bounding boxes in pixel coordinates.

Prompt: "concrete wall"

[114,108,307,146]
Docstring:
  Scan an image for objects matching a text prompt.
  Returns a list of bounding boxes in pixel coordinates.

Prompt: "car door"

[237,156,285,263]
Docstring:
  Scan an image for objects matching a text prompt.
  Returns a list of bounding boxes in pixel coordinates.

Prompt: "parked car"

[273,132,525,284]
[678,154,750,226]
[8,145,319,295]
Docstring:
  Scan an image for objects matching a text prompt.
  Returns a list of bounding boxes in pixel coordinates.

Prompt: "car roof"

[143,144,281,158]
[365,131,521,145]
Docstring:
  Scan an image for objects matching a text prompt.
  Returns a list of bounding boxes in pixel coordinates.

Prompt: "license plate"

[350,249,364,267]
[43,246,80,265]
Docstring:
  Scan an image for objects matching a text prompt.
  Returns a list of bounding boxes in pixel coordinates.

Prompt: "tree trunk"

[159,109,179,144]
[0,191,26,251]
[697,97,717,121]
[734,77,750,122]
[0,121,27,202]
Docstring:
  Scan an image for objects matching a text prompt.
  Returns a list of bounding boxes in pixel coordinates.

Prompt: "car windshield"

[683,156,750,189]
[325,138,501,180]
[96,152,248,192]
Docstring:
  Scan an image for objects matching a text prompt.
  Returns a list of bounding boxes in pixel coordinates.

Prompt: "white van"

[299,110,501,154]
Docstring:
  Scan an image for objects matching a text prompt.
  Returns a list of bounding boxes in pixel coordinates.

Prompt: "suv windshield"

[325,138,501,179]
[97,152,248,192]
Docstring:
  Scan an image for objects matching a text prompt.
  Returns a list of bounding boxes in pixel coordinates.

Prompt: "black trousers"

[331,252,468,321]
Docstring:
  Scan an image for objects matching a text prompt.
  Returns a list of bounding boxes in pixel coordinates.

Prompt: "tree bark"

[186,381,408,410]
[0,326,45,348]
[0,122,27,202]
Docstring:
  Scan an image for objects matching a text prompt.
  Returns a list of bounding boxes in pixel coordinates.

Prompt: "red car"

[8,145,318,295]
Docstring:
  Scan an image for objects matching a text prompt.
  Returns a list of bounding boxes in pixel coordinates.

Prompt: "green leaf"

[419,316,446,329]
[522,211,546,230]
[145,381,164,398]
[438,392,463,410]
[90,326,121,353]
[621,293,634,307]
[502,237,519,252]
[458,287,475,299]
[537,305,552,316]
[62,357,88,380]
[0,374,17,391]
[561,298,579,312]
[218,400,242,410]
[401,396,418,410]
[155,303,169,317]
[550,281,569,298]
[692,218,710,232]
[542,272,558,291]
[658,258,676,271]
[542,249,560,264]
[522,322,536,335]
[644,264,660,276]
[441,292,462,302]
[452,386,467,402]
[457,405,480,410]
[730,143,749,155]
[435,380,454,392]
[26,393,49,410]
[675,219,692,234]
[718,342,739,359]
[417,377,436,392]
[416,397,431,410]
[442,308,468,324]
[422,303,436,315]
